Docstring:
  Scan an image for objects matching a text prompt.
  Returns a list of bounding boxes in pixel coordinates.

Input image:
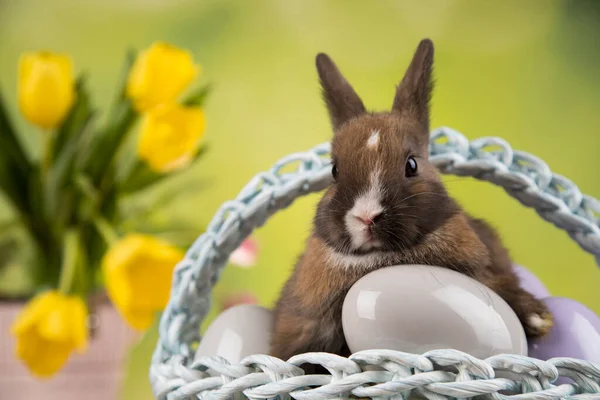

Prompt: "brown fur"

[271,39,552,363]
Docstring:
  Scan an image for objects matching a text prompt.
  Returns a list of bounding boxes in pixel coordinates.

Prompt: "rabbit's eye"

[405,157,418,177]
[332,163,338,180]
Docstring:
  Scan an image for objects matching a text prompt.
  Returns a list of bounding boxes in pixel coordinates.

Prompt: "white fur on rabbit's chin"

[324,246,387,271]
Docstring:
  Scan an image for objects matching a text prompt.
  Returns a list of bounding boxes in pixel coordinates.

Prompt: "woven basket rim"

[149,127,600,400]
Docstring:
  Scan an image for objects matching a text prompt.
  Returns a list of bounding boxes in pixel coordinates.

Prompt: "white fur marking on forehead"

[344,169,384,250]
[367,130,380,149]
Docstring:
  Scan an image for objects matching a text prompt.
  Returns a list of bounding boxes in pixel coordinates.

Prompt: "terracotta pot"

[0,296,139,400]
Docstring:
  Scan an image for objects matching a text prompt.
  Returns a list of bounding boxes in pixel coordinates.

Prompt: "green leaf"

[45,77,95,225]
[26,166,55,253]
[50,75,94,163]
[81,96,137,186]
[118,144,209,194]
[0,87,32,214]
[0,92,58,274]
[0,220,44,299]
[86,181,118,269]
[77,50,138,186]
[57,228,81,294]
[0,88,32,175]
[74,173,101,221]
[0,235,19,271]
[109,48,136,108]
[182,83,212,107]
[0,217,21,234]
[0,153,28,216]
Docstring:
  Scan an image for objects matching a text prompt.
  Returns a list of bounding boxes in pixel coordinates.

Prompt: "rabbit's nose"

[355,211,382,226]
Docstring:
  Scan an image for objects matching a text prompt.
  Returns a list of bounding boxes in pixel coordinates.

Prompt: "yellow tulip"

[102,234,184,330]
[10,291,88,378]
[126,41,199,112]
[137,102,205,173]
[18,51,75,129]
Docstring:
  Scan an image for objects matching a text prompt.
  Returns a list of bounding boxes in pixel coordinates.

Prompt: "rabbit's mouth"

[348,222,383,253]
[345,214,383,252]
[358,237,382,253]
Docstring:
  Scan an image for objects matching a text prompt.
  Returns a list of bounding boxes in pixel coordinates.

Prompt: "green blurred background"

[1,0,599,399]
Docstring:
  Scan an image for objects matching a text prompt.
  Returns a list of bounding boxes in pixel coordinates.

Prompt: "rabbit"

[270,38,553,363]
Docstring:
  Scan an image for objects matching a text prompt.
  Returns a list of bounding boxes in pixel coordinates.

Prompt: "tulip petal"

[126,41,200,112]
[11,291,58,335]
[102,234,184,331]
[16,329,71,378]
[18,52,75,128]
[69,297,89,352]
[137,104,205,173]
[120,307,156,331]
[37,305,70,342]
[103,235,144,310]
[12,291,86,378]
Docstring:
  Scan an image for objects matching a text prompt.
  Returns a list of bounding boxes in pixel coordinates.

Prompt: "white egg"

[342,265,527,358]
[195,304,273,364]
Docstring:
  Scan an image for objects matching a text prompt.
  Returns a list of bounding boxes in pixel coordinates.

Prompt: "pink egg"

[512,264,551,299]
[529,297,600,363]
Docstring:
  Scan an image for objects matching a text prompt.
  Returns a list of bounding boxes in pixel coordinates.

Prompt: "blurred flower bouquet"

[0,42,210,378]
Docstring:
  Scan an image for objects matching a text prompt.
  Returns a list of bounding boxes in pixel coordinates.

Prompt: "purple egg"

[528,297,600,364]
[513,264,551,299]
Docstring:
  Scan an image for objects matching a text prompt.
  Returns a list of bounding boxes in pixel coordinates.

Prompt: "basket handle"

[150,126,600,377]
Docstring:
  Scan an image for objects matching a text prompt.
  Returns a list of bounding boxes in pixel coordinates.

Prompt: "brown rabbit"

[270,39,553,362]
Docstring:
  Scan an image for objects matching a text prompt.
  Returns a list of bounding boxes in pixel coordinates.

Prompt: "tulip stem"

[58,229,80,294]
[41,129,54,176]
[93,217,119,245]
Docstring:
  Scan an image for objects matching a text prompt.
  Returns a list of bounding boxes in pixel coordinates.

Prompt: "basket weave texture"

[150,127,600,400]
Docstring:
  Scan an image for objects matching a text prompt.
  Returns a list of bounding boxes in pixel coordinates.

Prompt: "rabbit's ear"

[316,53,366,131]
[392,39,434,132]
